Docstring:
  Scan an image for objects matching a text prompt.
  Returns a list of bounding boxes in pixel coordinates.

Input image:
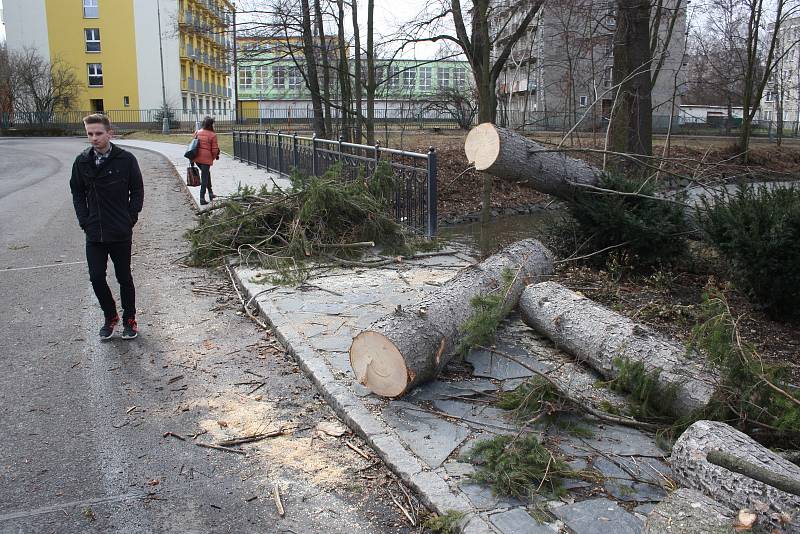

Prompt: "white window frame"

[288,66,302,89]
[419,66,432,90]
[83,0,99,18]
[254,65,269,89]
[239,67,252,89]
[453,67,467,89]
[85,28,101,52]
[272,65,286,89]
[88,63,103,87]
[402,68,416,89]
[437,67,450,89]
[579,95,588,107]
[123,95,130,107]
[388,66,401,89]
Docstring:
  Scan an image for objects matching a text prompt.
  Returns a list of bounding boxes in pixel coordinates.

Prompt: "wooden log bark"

[349,239,553,397]
[517,281,718,417]
[672,420,800,531]
[464,122,602,200]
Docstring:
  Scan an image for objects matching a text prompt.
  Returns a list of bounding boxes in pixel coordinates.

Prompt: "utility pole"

[232,5,239,124]
[157,0,169,133]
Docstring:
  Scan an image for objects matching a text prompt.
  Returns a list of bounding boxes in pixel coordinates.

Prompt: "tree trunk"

[517,281,718,416]
[314,0,333,136]
[609,0,653,171]
[365,0,375,145]
[643,489,735,534]
[336,0,352,141]
[465,122,603,201]
[671,420,800,531]
[300,0,326,137]
[350,239,553,397]
[351,0,364,143]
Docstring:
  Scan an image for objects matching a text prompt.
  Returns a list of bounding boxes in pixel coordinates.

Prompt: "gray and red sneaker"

[121,318,138,340]
[99,315,119,340]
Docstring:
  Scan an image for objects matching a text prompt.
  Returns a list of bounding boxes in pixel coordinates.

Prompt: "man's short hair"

[83,113,112,130]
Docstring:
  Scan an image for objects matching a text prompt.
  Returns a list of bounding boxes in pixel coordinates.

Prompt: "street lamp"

[157,0,169,134]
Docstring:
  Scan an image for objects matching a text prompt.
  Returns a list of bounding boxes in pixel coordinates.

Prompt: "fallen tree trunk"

[464,123,602,200]
[517,281,717,417]
[350,239,553,397]
[672,420,800,531]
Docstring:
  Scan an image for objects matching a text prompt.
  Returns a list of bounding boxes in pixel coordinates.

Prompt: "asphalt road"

[0,138,419,534]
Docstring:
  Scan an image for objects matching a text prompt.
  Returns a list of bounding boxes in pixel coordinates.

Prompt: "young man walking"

[70,114,144,340]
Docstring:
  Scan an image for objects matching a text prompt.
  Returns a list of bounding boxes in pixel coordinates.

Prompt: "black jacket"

[70,144,144,242]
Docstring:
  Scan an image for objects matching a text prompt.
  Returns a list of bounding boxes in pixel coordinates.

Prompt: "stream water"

[438,210,561,257]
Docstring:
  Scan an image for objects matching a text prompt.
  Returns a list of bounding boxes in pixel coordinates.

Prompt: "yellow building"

[3,0,233,116]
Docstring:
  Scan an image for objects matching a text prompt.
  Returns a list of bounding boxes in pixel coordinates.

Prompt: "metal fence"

[232,130,438,237]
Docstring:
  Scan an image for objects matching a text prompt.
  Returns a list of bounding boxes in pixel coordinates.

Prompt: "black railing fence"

[232,130,438,237]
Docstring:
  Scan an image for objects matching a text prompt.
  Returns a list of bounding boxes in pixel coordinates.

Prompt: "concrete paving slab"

[489,508,553,534]
[383,402,470,469]
[550,498,643,534]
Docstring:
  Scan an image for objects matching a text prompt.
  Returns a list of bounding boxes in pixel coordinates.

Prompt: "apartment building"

[236,37,471,119]
[759,17,800,132]
[489,0,687,131]
[3,0,233,115]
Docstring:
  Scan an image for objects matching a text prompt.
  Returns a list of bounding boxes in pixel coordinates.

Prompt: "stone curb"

[233,270,495,533]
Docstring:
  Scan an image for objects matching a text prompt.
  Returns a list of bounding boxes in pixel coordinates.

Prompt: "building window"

[419,66,432,90]
[182,96,188,110]
[402,68,416,89]
[272,65,286,89]
[83,0,99,18]
[603,66,613,88]
[254,65,268,89]
[239,67,252,89]
[288,66,302,89]
[765,91,777,102]
[85,28,101,52]
[388,65,401,89]
[437,67,450,88]
[579,95,588,107]
[88,63,103,86]
[453,67,467,89]
[123,96,130,107]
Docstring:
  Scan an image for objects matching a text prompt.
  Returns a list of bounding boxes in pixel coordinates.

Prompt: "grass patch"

[608,358,679,421]
[422,511,466,534]
[464,434,572,499]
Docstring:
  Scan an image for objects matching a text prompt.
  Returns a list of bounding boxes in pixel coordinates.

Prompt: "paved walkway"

[115,139,290,210]
[131,140,675,534]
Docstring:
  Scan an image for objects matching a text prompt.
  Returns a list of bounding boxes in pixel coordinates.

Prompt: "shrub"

[563,173,689,268]
[698,183,800,320]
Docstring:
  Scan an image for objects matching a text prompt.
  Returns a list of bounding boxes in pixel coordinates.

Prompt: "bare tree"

[8,48,82,124]
[0,44,13,117]
[422,85,479,129]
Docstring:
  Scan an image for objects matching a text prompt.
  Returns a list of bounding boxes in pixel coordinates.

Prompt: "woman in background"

[194,116,220,205]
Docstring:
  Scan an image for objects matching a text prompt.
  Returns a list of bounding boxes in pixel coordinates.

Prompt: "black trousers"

[198,163,213,200]
[86,240,136,320]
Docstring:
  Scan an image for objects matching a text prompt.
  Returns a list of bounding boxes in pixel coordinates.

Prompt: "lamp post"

[157,0,169,134]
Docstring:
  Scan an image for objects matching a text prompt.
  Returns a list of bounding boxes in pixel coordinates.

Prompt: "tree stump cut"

[350,239,553,397]
[671,420,800,531]
[464,122,602,201]
[517,281,718,417]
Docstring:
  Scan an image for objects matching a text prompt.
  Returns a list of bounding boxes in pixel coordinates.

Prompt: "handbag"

[184,135,199,160]
[186,164,200,187]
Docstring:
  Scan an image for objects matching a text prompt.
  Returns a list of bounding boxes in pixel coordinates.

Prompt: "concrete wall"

[133,0,182,110]
[3,0,51,60]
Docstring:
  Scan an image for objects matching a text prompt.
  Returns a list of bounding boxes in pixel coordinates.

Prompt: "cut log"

[349,239,553,397]
[671,420,800,531]
[464,123,602,200]
[517,281,717,417]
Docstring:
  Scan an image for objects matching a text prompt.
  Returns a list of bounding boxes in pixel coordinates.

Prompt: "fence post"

[338,135,343,165]
[232,130,238,160]
[311,133,318,177]
[426,146,438,238]
[277,130,283,175]
[255,131,261,168]
[244,131,250,164]
[292,132,299,171]
[265,130,271,172]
